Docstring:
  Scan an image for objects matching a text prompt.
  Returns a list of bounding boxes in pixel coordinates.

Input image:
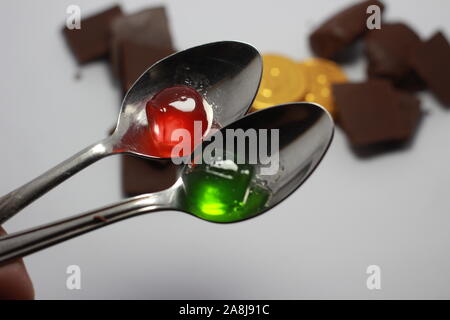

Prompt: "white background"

[1,0,449,299]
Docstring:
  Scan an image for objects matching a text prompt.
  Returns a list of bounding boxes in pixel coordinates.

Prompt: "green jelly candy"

[182,159,270,223]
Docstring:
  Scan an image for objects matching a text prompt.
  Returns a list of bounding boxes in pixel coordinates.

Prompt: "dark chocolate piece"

[117,40,175,92]
[365,23,422,85]
[333,80,421,147]
[410,32,450,106]
[63,5,123,64]
[395,91,422,140]
[122,156,178,196]
[110,7,174,83]
[393,70,426,92]
[309,0,384,59]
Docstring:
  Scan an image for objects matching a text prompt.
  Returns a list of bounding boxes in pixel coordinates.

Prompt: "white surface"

[1,0,449,299]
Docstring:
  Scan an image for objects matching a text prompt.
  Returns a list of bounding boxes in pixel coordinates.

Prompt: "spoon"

[0,41,262,224]
[0,102,334,264]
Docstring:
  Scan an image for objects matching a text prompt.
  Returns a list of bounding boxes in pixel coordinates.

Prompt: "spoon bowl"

[111,41,262,157]
[0,102,334,263]
[175,102,334,222]
[0,41,262,224]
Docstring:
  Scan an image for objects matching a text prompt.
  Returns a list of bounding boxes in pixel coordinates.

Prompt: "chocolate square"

[110,7,174,84]
[309,0,384,59]
[395,91,422,140]
[62,5,123,64]
[117,40,175,92]
[333,80,421,147]
[364,23,423,86]
[410,32,450,106]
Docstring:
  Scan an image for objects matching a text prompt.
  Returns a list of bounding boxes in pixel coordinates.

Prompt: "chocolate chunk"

[365,23,423,86]
[309,0,384,59]
[63,5,123,64]
[395,91,422,140]
[110,7,175,89]
[393,70,426,92]
[122,156,178,196]
[410,32,450,106]
[333,80,421,147]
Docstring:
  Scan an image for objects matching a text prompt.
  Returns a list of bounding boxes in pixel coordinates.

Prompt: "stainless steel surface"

[0,41,262,225]
[221,102,334,210]
[0,103,334,264]
[0,181,182,264]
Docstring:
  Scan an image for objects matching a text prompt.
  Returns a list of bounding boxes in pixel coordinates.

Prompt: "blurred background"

[0,0,449,299]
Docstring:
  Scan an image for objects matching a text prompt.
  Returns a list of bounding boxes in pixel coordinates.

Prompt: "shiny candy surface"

[301,58,348,116]
[145,85,211,158]
[251,55,347,117]
[252,54,307,110]
[181,157,271,223]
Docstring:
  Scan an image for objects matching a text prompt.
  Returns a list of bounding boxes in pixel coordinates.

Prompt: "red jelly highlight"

[145,85,209,158]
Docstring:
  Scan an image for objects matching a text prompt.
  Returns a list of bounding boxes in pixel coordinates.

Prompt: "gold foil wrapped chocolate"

[252,54,348,117]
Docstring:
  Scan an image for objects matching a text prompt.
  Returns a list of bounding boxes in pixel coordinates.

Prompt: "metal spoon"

[0,41,262,224]
[0,102,334,264]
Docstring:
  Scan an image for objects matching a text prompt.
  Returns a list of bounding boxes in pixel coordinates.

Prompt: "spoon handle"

[0,137,113,225]
[0,194,169,264]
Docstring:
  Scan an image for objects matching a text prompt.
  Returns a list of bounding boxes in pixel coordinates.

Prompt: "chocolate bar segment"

[110,7,175,88]
[395,91,422,140]
[309,0,384,59]
[333,80,421,147]
[117,40,175,92]
[365,23,422,87]
[410,32,450,106]
[63,5,123,64]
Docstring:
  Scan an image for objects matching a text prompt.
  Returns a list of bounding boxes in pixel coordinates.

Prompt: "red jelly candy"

[145,85,209,158]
